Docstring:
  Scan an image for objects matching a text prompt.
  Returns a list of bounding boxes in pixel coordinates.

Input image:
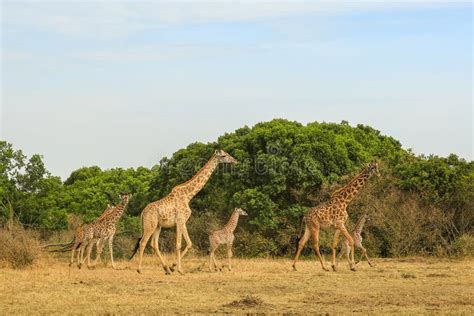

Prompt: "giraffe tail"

[129,237,141,260]
[42,239,75,251]
[129,211,144,260]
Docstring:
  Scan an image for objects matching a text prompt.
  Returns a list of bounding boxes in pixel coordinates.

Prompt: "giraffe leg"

[151,227,171,274]
[212,248,221,272]
[108,235,116,269]
[337,239,348,268]
[77,244,83,269]
[310,226,329,271]
[179,224,193,261]
[70,242,79,267]
[93,239,104,266]
[227,243,233,271]
[209,250,218,272]
[208,250,213,272]
[292,224,310,271]
[85,240,96,269]
[331,230,340,272]
[208,239,218,272]
[360,246,373,267]
[339,225,356,271]
[136,229,154,274]
[345,242,351,265]
[175,224,184,274]
[78,243,87,269]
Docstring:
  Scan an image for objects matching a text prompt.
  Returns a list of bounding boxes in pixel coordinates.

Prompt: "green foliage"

[1,119,472,258]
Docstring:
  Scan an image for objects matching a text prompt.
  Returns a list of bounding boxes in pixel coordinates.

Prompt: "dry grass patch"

[0,226,40,269]
[0,255,473,314]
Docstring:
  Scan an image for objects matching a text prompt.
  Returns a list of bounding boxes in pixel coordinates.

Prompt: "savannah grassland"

[1,254,473,315]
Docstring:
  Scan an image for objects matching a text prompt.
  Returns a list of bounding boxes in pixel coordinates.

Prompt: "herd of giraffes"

[46,149,378,274]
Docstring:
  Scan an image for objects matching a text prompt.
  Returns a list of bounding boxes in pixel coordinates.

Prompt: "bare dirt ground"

[1,255,473,314]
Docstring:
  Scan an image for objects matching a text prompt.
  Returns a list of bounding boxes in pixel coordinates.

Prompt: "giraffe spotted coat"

[209,208,247,272]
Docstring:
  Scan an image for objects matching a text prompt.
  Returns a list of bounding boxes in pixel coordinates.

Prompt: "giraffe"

[208,208,248,272]
[70,203,118,267]
[338,212,373,266]
[79,194,131,269]
[292,161,379,272]
[130,150,238,275]
[43,203,115,267]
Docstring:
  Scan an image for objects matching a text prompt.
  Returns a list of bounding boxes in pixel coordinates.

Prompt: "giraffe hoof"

[292,265,297,271]
[350,266,357,272]
[169,266,175,272]
[163,266,172,275]
[137,269,142,274]
[331,265,337,272]
[323,267,330,272]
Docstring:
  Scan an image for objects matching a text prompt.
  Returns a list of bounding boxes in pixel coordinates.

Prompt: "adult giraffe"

[292,161,379,272]
[131,149,237,274]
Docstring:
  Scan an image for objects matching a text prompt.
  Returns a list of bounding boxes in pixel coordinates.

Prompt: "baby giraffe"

[209,208,247,272]
[338,212,373,267]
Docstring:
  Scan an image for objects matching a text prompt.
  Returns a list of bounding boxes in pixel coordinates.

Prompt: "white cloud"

[2,1,467,40]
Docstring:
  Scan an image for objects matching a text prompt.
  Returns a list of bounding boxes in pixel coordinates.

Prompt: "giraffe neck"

[331,167,372,205]
[223,211,240,232]
[107,198,129,223]
[353,213,367,235]
[175,154,220,201]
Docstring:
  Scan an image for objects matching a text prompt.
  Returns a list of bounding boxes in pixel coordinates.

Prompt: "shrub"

[234,230,278,257]
[0,225,40,269]
[452,234,474,257]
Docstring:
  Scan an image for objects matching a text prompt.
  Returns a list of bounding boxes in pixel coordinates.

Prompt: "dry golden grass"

[0,253,473,314]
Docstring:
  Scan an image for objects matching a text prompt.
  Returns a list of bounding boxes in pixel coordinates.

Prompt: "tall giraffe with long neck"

[338,212,373,266]
[292,162,379,272]
[130,150,238,274]
[79,193,131,269]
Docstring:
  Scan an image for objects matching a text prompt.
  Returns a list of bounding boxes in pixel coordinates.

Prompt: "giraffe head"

[235,208,248,216]
[367,161,380,177]
[215,149,238,164]
[119,193,132,203]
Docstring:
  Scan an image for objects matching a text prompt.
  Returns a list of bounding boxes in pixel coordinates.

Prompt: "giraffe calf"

[209,208,247,272]
[338,212,373,267]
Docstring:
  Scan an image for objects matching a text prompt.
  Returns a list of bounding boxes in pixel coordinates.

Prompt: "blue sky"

[1,1,472,179]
